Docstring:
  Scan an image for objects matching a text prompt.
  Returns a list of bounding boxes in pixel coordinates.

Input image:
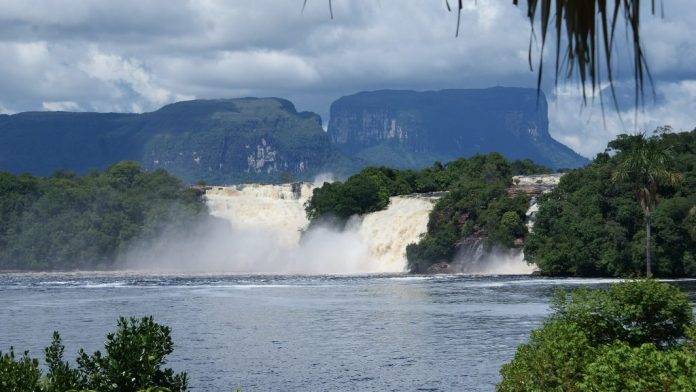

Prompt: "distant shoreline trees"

[0,162,207,271]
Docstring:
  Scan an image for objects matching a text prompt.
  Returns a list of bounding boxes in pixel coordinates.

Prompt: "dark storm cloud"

[0,0,693,157]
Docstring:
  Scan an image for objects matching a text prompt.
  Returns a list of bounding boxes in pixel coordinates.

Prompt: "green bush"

[498,280,696,391]
[0,316,187,392]
[496,320,595,391]
[0,348,42,392]
[580,341,696,391]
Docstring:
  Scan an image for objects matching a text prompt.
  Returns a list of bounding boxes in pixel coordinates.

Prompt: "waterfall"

[205,183,314,246]
[352,195,436,272]
[128,175,558,274]
[202,184,438,273]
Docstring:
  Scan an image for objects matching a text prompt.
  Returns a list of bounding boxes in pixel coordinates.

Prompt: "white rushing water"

[352,195,435,272]
[203,183,437,273]
[205,183,315,246]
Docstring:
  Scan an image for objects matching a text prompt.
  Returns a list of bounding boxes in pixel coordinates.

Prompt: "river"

[2,273,695,391]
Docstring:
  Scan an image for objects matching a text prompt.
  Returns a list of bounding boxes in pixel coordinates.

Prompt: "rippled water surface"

[2,273,695,391]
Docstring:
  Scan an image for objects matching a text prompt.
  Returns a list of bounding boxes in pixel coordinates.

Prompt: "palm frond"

[451,1,659,107]
[308,1,658,107]
[611,132,680,213]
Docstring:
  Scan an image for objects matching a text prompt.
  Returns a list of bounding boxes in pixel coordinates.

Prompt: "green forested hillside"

[306,154,550,272]
[0,161,207,270]
[404,155,542,272]
[526,129,696,277]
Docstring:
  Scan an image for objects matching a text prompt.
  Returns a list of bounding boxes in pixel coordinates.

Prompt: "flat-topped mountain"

[327,87,588,169]
[0,98,357,183]
[0,89,589,183]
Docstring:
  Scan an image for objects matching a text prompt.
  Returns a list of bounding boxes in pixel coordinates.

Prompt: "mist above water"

[450,245,537,275]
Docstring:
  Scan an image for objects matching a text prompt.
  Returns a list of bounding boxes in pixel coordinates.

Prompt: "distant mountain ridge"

[327,87,588,169]
[0,98,359,183]
[0,88,588,183]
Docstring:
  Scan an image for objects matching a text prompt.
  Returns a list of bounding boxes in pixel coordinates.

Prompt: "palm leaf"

[308,1,658,108]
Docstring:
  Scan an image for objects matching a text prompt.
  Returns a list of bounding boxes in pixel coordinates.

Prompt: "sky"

[0,0,694,158]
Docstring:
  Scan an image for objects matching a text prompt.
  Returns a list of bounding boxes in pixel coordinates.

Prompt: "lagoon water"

[2,273,695,391]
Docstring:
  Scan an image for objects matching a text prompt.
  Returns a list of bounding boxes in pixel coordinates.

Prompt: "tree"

[507,0,656,105]
[687,207,696,242]
[525,129,696,277]
[612,134,682,277]
[76,316,188,392]
[0,349,41,392]
[0,162,207,270]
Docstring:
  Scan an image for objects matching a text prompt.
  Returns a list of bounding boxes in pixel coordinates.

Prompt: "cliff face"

[327,88,588,169]
[0,98,357,183]
[138,98,340,182]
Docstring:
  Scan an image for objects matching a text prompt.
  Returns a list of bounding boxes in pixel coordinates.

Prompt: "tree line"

[307,128,696,277]
[0,161,207,270]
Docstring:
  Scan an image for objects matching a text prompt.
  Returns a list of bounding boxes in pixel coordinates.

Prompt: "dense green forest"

[0,161,207,270]
[305,153,550,272]
[526,129,696,277]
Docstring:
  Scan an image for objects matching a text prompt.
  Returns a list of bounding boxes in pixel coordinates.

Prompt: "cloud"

[79,48,192,112]
[42,100,81,111]
[548,80,696,157]
[0,0,693,156]
[161,50,320,93]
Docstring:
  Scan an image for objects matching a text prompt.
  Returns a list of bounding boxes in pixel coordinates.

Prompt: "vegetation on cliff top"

[526,128,696,277]
[0,161,207,270]
[498,279,696,391]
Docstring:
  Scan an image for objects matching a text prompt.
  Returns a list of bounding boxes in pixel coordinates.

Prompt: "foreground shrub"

[581,341,696,391]
[0,316,187,392]
[498,279,696,391]
[0,348,41,392]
